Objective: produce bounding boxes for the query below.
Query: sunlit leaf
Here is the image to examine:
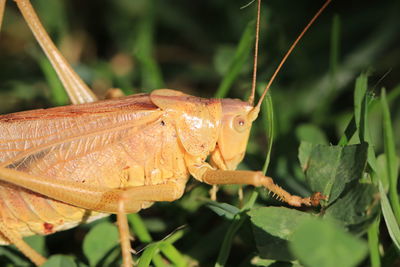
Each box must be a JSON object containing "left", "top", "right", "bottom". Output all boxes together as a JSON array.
[
  {"left": 290, "top": 218, "right": 367, "bottom": 267},
  {"left": 82, "top": 222, "right": 119, "bottom": 266}
]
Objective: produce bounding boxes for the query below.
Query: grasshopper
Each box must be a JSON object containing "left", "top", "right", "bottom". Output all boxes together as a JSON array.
[{"left": 0, "top": 0, "right": 331, "bottom": 266}]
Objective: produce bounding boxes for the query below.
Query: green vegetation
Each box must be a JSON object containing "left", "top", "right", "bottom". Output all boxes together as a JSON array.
[{"left": 0, "top": 0, "right": 399, "bottom": 266}]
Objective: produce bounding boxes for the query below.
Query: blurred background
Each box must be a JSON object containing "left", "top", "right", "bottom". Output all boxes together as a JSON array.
[{"left": 0, "top": 0, "right": 399, "bottom": 265}]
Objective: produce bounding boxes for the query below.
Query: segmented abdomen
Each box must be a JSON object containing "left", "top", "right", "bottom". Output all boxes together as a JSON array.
[{"left": 0, "top": 98, "right": 188, "bottom": 243}]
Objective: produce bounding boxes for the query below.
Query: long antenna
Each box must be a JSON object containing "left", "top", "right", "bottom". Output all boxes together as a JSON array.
[
  {"left": 254, "top": 0, "right": 332, "bottom": 111},
  {"left": 248, "top": 0, "right": 261, "bottom": 105}
]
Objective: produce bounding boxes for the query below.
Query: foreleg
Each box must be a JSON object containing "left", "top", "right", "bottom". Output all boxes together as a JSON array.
[{"left": 201, "top": 169, "right": 326, "bottom": 207}]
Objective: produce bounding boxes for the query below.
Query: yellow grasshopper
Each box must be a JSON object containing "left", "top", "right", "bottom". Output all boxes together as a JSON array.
[{"left": 0, "top": 0, "right": 331, "bottom": 266}]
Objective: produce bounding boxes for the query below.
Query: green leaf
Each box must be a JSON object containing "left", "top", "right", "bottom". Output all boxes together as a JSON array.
[
  {"left": 82, "top": 221, "right": 119, "bottom": 266},
  {"left": 215, "top": 19, "right": 255, "bottom": 98},
  {"left": 24, "top": 235, "right": 46, "bottom": 256},
  {"left": 214, "top": 46, "right": 238, "bottom": 76},
  {"left": 381, "top": 88, "right": 400, "bottom": 223},
  {"left": 376, "top": 154, "right": 390, "bottom": 191},
  {"left": 261, "top": 92, "right": 274, "bottom": 173},
  {"left": 128, "top": 213, "right": 152, "bottom": 243},
  {"left": 138, "top": 243, "right": 160, "bottom": 267},
  {"left": 159, "top": 242, "right": 187, "bottom": 267},
  {"left": 214, "top": 190, "right": 259, "bottom": 267},
  {"left": 295, "top": 124, "right": 328, "bottom": 144},
  {"left": 206, "top": 201, "right": 240, "bottom": 220},
  {"left": 35, "top": 0, "right": 67, "bottom": 36},
  {"left": 329, "top": 14, "right": 341, "bottom": 94},
  {"left": 367, "top": 218, "right": 381, "bottom": 267},
  {"left": 379, "top": 181, "right": 400, "bottom": 250},
  {"left": 248, "top": 207, "right": 313, "bottom": 261},
  {"left": 353, "top": 73, "right": 379, "bottom": 175},
  {"left": 37, "top": 56, "right": 69, "bottom": 106},
  {"left": 289, "top": 218, "right": 368, "bottom": 267},
  {"left": 338, "top": 117, "right": 357, "bottom": 146},
  {"left": 41, "top": 255, "right": 77, "bottom": 267},
  {"left": 250, "top": 257, "right": 303, "bottom": 267},
  {"left": 324, "top": 183, "right": 379, "bottom": 232},
  {"left": 133, "top": 0, "right": 164, "bottom": 90},
  {"left": 299, "top": 142, "right": 368, "bottom": 204},
  {"left": 0, "top": 246, "right": 31, "bottom": 267},
  {"left": 354, "top": 73, "right": 368, "bottom": 140},
  {"left": 298, "top": 142, "right": 314, "bottom": 172},
  {"left": 215, "top": 215, "right": 247, "bottom": 267}
]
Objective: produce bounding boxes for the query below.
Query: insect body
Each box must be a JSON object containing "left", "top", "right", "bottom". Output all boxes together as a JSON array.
[{"left": 0, "top": 0, "right": 331, "bottom": 266}]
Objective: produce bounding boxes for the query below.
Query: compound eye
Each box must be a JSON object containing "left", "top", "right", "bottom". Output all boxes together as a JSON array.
[{"left": 233, "top": 115, "right": 247, "bottom": 133}]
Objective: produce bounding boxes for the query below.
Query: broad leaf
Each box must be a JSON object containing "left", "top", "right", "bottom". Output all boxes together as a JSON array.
[
  {"left": 82, "top": 222, "right": 119, "bottom": 266},
  {"left": 248, "top": 207, "right": 314, "bottom": 261},
  {"left": 324, "top": 183, "right": 379, "bottom": 233},
  {"left": 298, "top": 142, "right": 368, "bottom": 204},
  {"left": 42, "top": 255, "right": 77, "bottom": 267},
  {"left": 289, "top": 218, "right": 367, "bottom": 267},
  {"left": 206, "top": 201, "right": 240, "bottom": 220}
]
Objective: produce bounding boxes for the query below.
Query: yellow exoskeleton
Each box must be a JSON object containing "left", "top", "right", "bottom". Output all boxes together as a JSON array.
[{"left": 0, "top": 0, "right": 331, "bottom": 266}]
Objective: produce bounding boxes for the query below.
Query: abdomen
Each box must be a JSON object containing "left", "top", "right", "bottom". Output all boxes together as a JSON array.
[{"left": 0, "top": 103, "right": 188, "bottom": 243}]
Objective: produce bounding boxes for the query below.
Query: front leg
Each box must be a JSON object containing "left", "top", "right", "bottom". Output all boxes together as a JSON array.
[
  {"left": 204, "top": 170, "right": 326, "bottom": 207},
  {"left": 190, "top": 163, "right": 326, "bottom": 207}
]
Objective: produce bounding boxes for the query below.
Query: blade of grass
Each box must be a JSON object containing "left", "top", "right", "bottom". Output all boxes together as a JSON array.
[
  {"left": 261, "top": 92, "right": 274, "bottom": 173},
  {"left": 138, "top": 243, "right": 160, "bottom": 267},
  {"left": 128, "top": 214, "right": 168, "bottom": 266},
  {"left": 214, "top": 215, "right": 247, "bottom": 267},
  {"left": 128, "top": 213, "right": 152, "bottom": 243},
  {"left": 329, "top": 14, "right": 340, "bottom": 94},
  {"left": 344, "top": 73, "right": 382, "bottom": 266},
  {"left": 215, "top": 19, "right": 256, "bottom": 98},
  {"left": 160, "top": 243, "right": 186, "bottom": 267},
  {"left": 158, "top": 229, "right": 187, "bottom": 266},
  {"left": 38, "top": 56, "right": 69, "bottom": 106},
  {"left": 354, "top": 73, "right": 368, "bottom": 141},
  {"left": 381, "top": 88, "right": 400, "bottom": 223},
  {"left": 338, "top": 117, "right": 357, "bottom": 146},
  {"left": 340, "top": 73, "right": 378, "bottom": 174},
  {"left": 137, "top": 227, "right": 186, "bottom": 267},
  {"left": 386, "top": 84, "right": 400, "bottom": 103},
  {"left": 314, "top": 13, "right": 341, "bottom": 122},
  {"left": 152, "top": 255, "right": 169, "bottom": 267},
  {"left": 214, "top": 193, "right": 258, "bottom": 267},
  {"left": 367, "top": 217, "right": 381, "bottom": 267},
  {"left": 133, "top": 0, "right": 164, "bottom": 91},
  {"left": 379, "top": 181, "right": 400, "bottom": 250},
  {"left": 338, "top": 73, "right": 369, "bottom": 146}
]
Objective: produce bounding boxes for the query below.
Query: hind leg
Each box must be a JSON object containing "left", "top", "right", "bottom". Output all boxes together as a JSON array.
[
  {"left": 0, "top": 222, "right": 46, "bottom": 266},
  {"left": 0, "top": 0, "right": 5, "bottom": 32},
  {"left": 14, "top": 0, "right": 97, "bottom": 104}
]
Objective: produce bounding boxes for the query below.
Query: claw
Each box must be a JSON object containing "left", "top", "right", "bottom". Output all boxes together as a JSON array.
[
  {"left": 310, "top": 192, "right": 328, "bottom": 207},
  {"left": 279, "top": 192, "right": 327, "bottom": 207}
]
